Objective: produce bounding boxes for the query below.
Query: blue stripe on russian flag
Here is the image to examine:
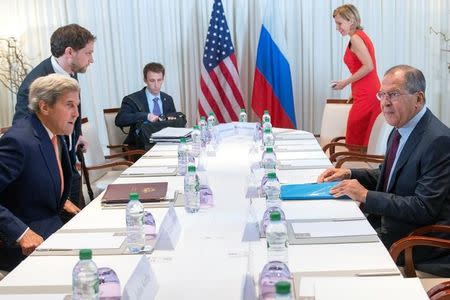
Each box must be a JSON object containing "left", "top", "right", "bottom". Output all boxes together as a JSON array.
[{"left": 255, "top": 25, "right": 296, "bottom": 128}]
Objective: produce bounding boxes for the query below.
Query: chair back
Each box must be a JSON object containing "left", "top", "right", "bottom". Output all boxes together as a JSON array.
[
  {"left": 103, "top": 108, "right": 128, "bottom": 152},
  {"left": 81, "top": 118, "right": 108, "bottom": 183},
  {"left": 0, "top": 126, "right": 11, "bottom": 138},
  {"left": 366, "top": 113, "right": 393, "bottom": 155},
  {"left": 319, "top": 99, "right": 353, "bottom": 147}
]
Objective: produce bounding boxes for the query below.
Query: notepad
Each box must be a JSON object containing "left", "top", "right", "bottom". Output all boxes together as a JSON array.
[{"left": 280, "top": 181, "right": 349, "bottom": 200}]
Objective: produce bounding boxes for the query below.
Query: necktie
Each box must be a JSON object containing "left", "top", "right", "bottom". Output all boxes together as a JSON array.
[
  {"left": 383, "top": 129, "right": 401, "bottom": 191},
  {"left": 51, "top": 136, "right": 64, "bottom": 196},
  {"left": 152, "top": 98, "right": 161, "bottom": 116}
]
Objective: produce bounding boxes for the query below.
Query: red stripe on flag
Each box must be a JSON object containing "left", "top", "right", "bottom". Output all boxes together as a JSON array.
[
  {"left": 208, "top": 67, "right": 237, "bottom": 120},
  {"left": 218, "top": 60, "right": 244, "bottom": 110},
  {"left": 200, "top": 76, "right": 226, "bottom": 123},
  {"left": 251, "top": 69, "right": 295, "bottom": 129}
]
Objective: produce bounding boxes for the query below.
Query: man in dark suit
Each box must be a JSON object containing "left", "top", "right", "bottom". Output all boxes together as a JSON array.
[
  {"left": 115, "top": 62, "right": 180, "bottom": 148},
  {"left": 14, "top": 24, "right": 96, "bottom": 211},
  {"left": 0, "top": 74, "right": 80, "bottom": 271},
  {"left": 318, "top": 65, "right": 450, "bottom": 276}
]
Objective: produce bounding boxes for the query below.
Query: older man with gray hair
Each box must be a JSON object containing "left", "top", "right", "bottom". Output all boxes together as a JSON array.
[{"left": 0, "top": 73, "right": 79, "bottom": 272}]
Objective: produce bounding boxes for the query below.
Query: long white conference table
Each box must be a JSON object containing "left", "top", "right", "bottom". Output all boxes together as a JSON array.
[{"left": 0, "top": 126, "right": 429, "bottom": 299}]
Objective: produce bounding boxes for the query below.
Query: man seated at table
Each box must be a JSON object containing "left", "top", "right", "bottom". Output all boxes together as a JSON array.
[
  {"left": 115, "top": 62, "right": 186, "bottom": 149},
  {"left": 318, "top": 65, "right": 450, "bottom": 276},
  {"left": 0, "top": 74, "right": 79, "bottom": 271}
]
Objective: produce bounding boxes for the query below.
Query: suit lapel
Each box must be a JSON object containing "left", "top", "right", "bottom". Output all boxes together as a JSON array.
[
  {"left": 161, "top": 92, "right": 168, "bottom": 114},
  {"left": 387, "top": 109, "right": 430, "bottom": 191},
  {"left": 376, "top": 129, "right": 394, "bottom": 191},
  {"left": 139, "top": 88, "right": 150, "bottom": 113}
]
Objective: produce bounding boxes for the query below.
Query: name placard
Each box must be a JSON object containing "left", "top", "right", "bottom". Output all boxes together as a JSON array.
[
  {"left": 122, "top": 255, "right": 158, "bottom": 300},
  {"left": 154, "top": 207, "right": 181, "bottom": 250}
]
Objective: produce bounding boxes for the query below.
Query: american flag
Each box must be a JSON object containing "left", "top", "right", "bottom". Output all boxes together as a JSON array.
[{"left": 198, "top": 0, "right": 244, "bottom": 123}]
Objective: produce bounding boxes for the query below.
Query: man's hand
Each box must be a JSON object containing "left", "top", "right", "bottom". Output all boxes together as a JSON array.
[
  {"left": 76, "top": 135, "right": 88, "bottom": 153},
  {"left": 64, "top": 199, "right": 81, "bottom": 215},
  {"left": 147, "top": 113, "right": 159, "bottom": 122},
  {"left": 329, "top": 179, "right": 368, "bottom": 203},
  {"left": 18, "top": 229, "right": 44, "bottom": 256},
  {"left": 317, "top": 168, "right": 351, "bottom": 183}
]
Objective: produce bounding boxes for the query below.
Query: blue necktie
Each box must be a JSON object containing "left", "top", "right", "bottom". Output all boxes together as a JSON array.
[{"left": 152, "top": 98, "right": 161, "bottom": 116}]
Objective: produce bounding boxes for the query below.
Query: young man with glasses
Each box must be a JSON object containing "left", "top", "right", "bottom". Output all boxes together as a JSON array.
[{"left": 318, "top": 65, "right": 450, "bottom": 277}]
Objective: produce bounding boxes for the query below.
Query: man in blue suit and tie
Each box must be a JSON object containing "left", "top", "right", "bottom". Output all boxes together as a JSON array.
[
  {"left": 318, "top": 65, "right": 450, "bottom": 276},
  {"left": 115, "top": 62, "right": 185, "bottom": 149},
  {"left": 0, "top": 74, "right": 80, "bottom": 271}
]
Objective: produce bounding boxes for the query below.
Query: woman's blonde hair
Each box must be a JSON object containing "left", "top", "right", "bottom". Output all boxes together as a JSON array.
[{"left": 333, "top": 4, "right": 363, "bottom": 30}]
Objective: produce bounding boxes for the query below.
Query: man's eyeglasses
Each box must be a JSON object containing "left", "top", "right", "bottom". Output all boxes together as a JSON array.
[{"left": 376, "top": 90, "right": 416, "bottom": 101}]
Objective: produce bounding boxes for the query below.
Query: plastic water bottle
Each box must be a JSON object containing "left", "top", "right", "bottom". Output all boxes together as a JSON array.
[
  {"left": 259, "top": 261, "right": 291, "bottom": 300},
  {"left": 178, "top": 137, "right": 188, "bottom": 175},
  {"left": 263, "top": 127, "right": 275, "bottom": 148},
  {"left": 191, "top": 125, "right": 201, "bottom": 157},
  {"left": 262, "top": 110, "right": 271, "bottom": 124},
  {"left": 184, "top": 165, "right": 200, "bottom": 213},
  {"left": 275, "top": 281, "right": 292, "bottom": 300},
  {"left": 97, "top": 267, "right": 121, "bottom": 299},
  {"left": 72, "top": 249, "right": 99, "bottom": 300},
  {"left": 239, "top": 108, "right": 248, "bottom": 122},
  {"left": 199, "top": 116, "right": 208, "bottom": 146},
  {"left": 266, "top": 211, "right": 288, "bottom": 263},
  {"left": 261, "top": 147, "right": 277, "bottom": 174},
  {"left": 207, "top": 112, "right": 217, "bottom": 127},
  {"left": 261, "top": 206, "right": 286, "bottom": 235},
  {"left": 126, "top": 192, "right": 145, "bottom": 253},
  {"left": 207, "top": 112, "right": 217, "bottom": 147},
  {"left": 263, "top": 172, "right": 281, "bottom": 208}
]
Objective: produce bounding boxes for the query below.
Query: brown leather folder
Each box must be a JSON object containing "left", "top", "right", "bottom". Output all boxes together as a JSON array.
[{"left": 101, "top": 182, "right": 168, "bottom": 204}]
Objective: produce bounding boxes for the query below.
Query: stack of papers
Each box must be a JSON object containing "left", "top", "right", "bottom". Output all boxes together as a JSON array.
[{"left": 149, "top": 127, "right": 192, "bottom": 142}]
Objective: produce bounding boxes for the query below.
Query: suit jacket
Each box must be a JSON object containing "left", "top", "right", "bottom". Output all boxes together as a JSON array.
[
  {"left": 115, "top": 88, "right": 177, "bottom": 144},
  {"left": 0, "top": 114, "right": 72, "bottom": 271},
  {"left": 352, "top": 109, "right": 450, "bottom": 276},
  {"left": 14, "top": 57, "right": 81, "bottom": 170}
]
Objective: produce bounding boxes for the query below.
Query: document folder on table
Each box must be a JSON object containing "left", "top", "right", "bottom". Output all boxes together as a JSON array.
[
  {"left": 280, "top": 181, "right": 350, "bottom": 200},
  {"left": 149, "top": 127, "right": 192, "bottom": 142},
  {"left": 102, "top": 182, "right": 168, "bottom": 204}
]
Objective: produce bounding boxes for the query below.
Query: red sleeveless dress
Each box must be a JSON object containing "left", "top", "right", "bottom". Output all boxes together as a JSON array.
[{"left": 343, "top": 30, "right": 381, "bottom": 147}]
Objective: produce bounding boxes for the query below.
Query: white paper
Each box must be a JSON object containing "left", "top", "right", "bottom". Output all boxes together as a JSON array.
[
  {"left": 121, "top": 166, "right": 177, "bottom": 176},
  {"left": 143, "top": 150, "right": 178, "bottom": 158},
  {"left": 122, "top": 255, "right": 159, "bottom": 300},
  {"left": 277, "top": 151, "right": 327, "bottom": 160},
  {"left": 214, "top": 123, "right": 236, "bottom": 139},
  {"left": 151, "top": 127, "right": 192, "bottom": 138},
  {"left": 151, "top": 144, "right": 179, "bottom": 152},
  {"left": 37, "top": 232, "right": 125, "bottom": 250},
  {"left": 278, "top": 159, "right": 332, "bottom": 169},
  {"left": 275, "top": 139, "right": 318, "bottom": 146},
  {"left": 154, "top": 207, "right": 181, "bottom": 250},
  {"left": 132, "top": 157, "right": 177, "bottom": 167},
  {"left": 291, "top": 220, "right": 376, "bottom": 238},
  {"left": 275, "top": 144, "right": 322, "bottom": 152}
]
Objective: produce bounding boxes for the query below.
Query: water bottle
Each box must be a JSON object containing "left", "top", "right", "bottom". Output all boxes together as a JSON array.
[
  {"left": 184, "top": 165, "right": 200, "bottom": 213},
  {"left": 72, "top": 249, "right": 99, "bottom": 300},
  {"left": 239, "top": 108, "right": 248, "bottom": 122},
  {"left": 262, "top": 110, "right": 271, "bottom": 124},
  {"left": 263, "top": 127, "right": 275, "bottom": 148},
  {"left": 178, "top": 137, "right": 188, "bottom": 175},
  {"left": 207, "top": 112, "right": 217, "bottom": 127},
  {"left": 126, "top": 192, "right": 145, "bottom": 253},
  {"left": 199, "top": 116, "right": 208, "bottom": 146},
  {"left": 261, "top": 206, "right": 286, "bottom": 235},
  {"left": 259, "top": 261, "right": 291, "bottom": 300},
  {"left": 266, "top": 211, "right": 288, "bottom": 263},
  {"left": 98, "top": 267, "right": 121, "bottom": 299},
  {"left": 263, "top": 172, "right": 281, "bottom": 208},
  {"left": 207, "top": 112, "right": 217, "bottom": 148},
  {"left": 275, "top": 281, "right": 292, "bottom": 300},
  {"left": 191, "top": 125, "right": 201, "bottom": 157},
  {"left": 261, "top": 147, "right": 277, "bottom": 174}
]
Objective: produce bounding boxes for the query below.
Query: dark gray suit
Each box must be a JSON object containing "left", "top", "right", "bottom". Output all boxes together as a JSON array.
[{"left": 352, "top": 109, "right": 450, "bottom": 276}]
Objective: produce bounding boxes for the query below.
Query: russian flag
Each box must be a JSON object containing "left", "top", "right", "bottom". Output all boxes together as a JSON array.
[{"left": 251, "top": 1, "right": 297, "bottom": 129}]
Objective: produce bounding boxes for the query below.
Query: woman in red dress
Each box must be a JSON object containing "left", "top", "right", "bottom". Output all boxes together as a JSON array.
[{"left": 332, "top": 4, "right": 381, "bottom": 147}]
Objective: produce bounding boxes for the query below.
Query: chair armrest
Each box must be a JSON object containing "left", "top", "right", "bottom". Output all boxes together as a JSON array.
[
  {"left": 409, "top": 225, "right": 450, "bottom": 236},
  {"left": 322, "top": 142, "right": 350, "bottom": 157},
  {"left": 330, "top": 136, "right": 346, "bottom": 143},
  {"left": 107, "top": 144, "right": 128, "bottom": 150},
  {"left": 86, "top": 160, "right": 133, "bottom": 171},
  {"left": 104, "top": 149, "right": 146, "bottom": 159},
  {"left": 428, "top": 281, "right": 450, "bottom": 299},
  {"left": 389, "top": 236, "right": 450, "bottom": 278}
]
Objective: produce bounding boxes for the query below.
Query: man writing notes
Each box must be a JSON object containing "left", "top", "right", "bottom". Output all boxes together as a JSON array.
[
  {"left": 14, "top": 24, "right": 96, "bottom": 211},
  {"left": 115, "top": 62, "right": 185, "bottom": 149},
  {"left": 318, "top": 65, "right": 450, "bottom": 277},
  {"left": 0, "top": 74, "right": 79, "bottom": 271}
]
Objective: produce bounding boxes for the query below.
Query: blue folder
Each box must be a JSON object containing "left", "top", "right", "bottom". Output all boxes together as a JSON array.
[{"left": 280, "top": 181, "right": 350, "bottom": 200}]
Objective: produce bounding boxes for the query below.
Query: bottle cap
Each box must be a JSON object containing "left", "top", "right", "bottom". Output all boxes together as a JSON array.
[
  {"left": 241, "top": 108, "right": 246, "bottom": 112},
  {"left": 200, "top": 116, "right": 206, "bottom": 120},
  {"left": 129, "top": 192, "right": 139, "bottom": 201},
  {"left": 275, "top": 281, "right": 291, "bottom": 295},
  {"left": 265, "top": 147, "right": 273, "bottom": 153},
  {"left": 264, "top": 110, "right": 269, "bottom": 113},
  {"left": 264, "top": 127, "right": 271, "bottom": 133},
  {"left": 209, "top": 112, "right": 214, "bottom": 116},
  {"left": 180, "top": 137, "right": 186, "bottom": 143},
  {"left": 187, "top": 165, "right": 196, "bottom": 172},
  {"left": 268, "top": 172, "right": 277, "bottom": 179},
  {"left": 270, "top": 211, "right": 281, "bottom": 221},
  {"left": 79, "top": 249, "right": 92, "bottom": 260},
  {"left": 194, "top": 125, "right": 200, "bottom": 130}
]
